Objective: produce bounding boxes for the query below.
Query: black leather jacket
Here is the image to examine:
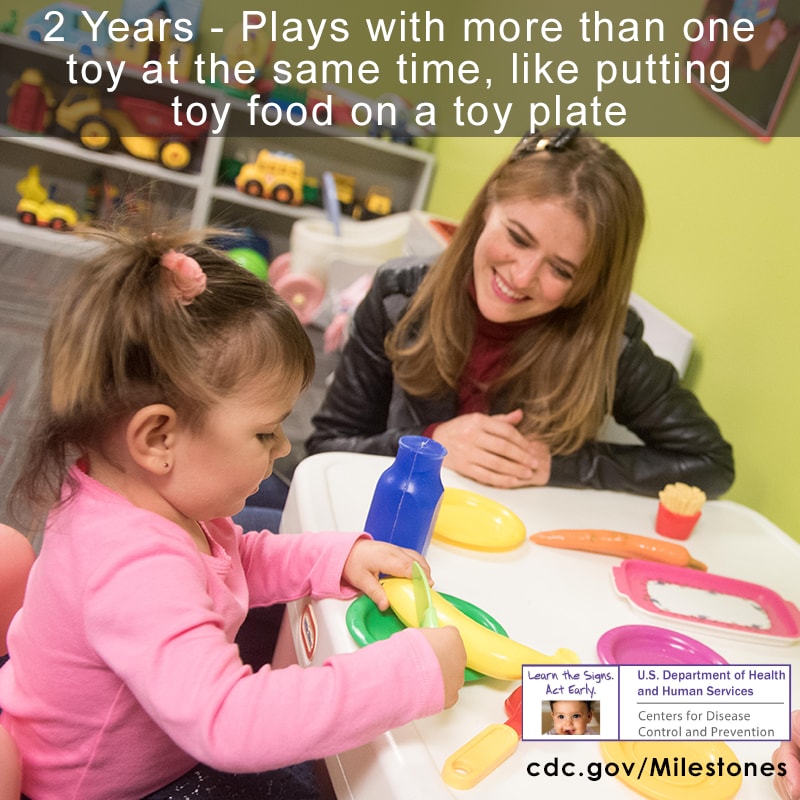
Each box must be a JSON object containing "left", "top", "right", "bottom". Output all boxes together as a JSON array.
[{"left": 306, "top": 259, "right": 735, "bottom": 498}]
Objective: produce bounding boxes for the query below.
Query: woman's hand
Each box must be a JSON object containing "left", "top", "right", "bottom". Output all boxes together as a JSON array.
[
  {"left": 342, "top": 539, "right": 430, "bottom": 611},
  {"left": 774, "top": 710, "right": 800, "bottom": 800},
  {"left": 432, "top": 409, "right": 551, "bottom": 488}
]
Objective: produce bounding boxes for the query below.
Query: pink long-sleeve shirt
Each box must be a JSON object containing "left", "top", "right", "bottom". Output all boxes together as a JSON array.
[{"left": 0, "top": 466, "right": 444, "bottom": 800}]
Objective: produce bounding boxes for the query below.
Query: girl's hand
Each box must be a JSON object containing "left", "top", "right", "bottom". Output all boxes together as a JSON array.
[
  {"left": 342, "top": 539, "right": 430, "bottom": 611},
  {"left": 432, "top": 409, "right": 551, "bottom": 488},
  {"left": 774, "top": 709, "right": 800, "bottom": 800},
  {"left": 343, "top": 540, "right": 466, "bottom": 709},
  {"left": 419, "top": 626, "right": 466, "bottom": 708}
]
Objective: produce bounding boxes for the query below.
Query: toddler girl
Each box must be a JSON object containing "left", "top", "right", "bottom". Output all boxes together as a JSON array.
[{"left": 0, "top": 227, "right": 465, "bottom": 800}]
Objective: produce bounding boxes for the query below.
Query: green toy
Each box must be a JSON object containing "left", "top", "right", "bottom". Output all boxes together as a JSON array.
[{"left": 228, "top": 247, "right": 269, "bottom": 281}]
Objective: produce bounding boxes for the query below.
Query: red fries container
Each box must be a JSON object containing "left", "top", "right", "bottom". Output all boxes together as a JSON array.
[{"left": 655, "top": 503, "right": 701, "bottom": 540}]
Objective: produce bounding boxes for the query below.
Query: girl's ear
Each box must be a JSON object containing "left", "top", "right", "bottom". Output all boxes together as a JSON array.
[{"left": 126, "top": 404, "right": 178, "bottom": 476}]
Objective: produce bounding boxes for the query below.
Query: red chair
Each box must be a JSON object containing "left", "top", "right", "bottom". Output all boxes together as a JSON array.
[
  {"left": 0, "top": 725, "right": 21, "bottom": 800},
  {"left": 0, "top": 524, "right": 35, "bottom": 657},
  {"left": 0, "top": 524, "right": 36, "bottom": 799}
]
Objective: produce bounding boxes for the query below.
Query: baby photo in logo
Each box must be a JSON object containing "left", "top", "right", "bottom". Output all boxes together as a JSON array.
[{"left": 542, "top": 699, "right": 601, "bottom": 736}]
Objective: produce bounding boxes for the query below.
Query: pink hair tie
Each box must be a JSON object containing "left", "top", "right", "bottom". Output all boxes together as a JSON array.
[{"left": 160, "top": 250, "right": 206, "bottom": 305}]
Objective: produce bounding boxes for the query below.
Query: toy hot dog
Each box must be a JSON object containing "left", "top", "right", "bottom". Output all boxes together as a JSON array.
[{"left": 530, "top": 529, "right": 707, "bottom": 571}]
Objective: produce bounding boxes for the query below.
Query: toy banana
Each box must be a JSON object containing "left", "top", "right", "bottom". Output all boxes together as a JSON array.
[
  {"left": 382, "top": 578, "right": 579, "bottom": 680},
  {"left": 530, "top": 529, "right": 707, "bottom": 571}
]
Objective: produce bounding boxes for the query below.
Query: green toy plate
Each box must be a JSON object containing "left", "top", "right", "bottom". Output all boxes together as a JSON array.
[{"left": 346, "top": 591, "right": 509, "bottom": 682}]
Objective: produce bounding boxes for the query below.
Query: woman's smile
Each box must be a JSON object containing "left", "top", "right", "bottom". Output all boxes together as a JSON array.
[{"left": 491, "top": 269, "right": 529, "bottom": 303}]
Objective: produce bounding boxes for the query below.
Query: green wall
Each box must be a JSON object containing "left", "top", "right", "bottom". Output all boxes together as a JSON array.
[{"left": 428, "top": 135, "right": 800, "bottom": 542}]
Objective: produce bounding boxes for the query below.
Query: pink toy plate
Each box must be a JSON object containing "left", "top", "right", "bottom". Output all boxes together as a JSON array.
[
  {"left": 596, "top": 624, "right": 728, "bottom": 665},
  {"left": 612, "top": 559, "right": 800, "bottom": 645}
]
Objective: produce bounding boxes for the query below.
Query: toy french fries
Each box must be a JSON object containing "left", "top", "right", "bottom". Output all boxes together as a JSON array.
[
  {"left": 656, "top": 482, "right": 707, "bottom": 540},
  {"left": 658, "top": 482, "right": 707, "bottom": 515}
]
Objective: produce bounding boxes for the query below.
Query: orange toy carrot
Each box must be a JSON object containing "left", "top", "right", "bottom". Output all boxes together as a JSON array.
[{"left": 530, "top": 529, "right": 707, "bottom": 571}]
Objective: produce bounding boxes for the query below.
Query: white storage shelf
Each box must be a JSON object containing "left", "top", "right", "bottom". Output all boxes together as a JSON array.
[{"left": 0, "top": 33, "right": 435, "bottom": 259}]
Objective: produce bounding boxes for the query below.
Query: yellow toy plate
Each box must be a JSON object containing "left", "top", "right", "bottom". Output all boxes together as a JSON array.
[
  {"left": 433, "top": 488, "right": 526, "bottom": 551},
  {"left": 600, "top": 740, "right": 742, "bottom": 800}
]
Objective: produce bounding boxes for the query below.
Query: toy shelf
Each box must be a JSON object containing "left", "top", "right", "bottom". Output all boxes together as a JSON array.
[
  {"left": 0, "top": 32, "right": 436, "bottom": 260},
  {"left": 212, "top": 185, "right": 324, "bottom": 220},
  {"left": 0, "top": 126, "right": 205, "bottom": 189}
]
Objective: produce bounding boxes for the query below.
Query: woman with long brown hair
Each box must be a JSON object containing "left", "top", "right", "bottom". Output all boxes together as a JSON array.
[{"left": 306, "top": 129, "right": 734, "bottom": 497}]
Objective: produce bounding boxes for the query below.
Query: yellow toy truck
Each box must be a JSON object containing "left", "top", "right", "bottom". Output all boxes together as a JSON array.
[
  {"left": 16, "top": 165, "right": 78, "bottom": 231},
  {"left": 55, "top": 87, "right": 207, "bottom": 171},
  {"left": 234, "top": 149, "right": 305, "bottom": 206}
]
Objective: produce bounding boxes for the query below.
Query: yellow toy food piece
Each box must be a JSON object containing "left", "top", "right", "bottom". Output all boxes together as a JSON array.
[
  {"left": 659, "top": 482, "right": 707, "bottom": 515},
  {"left": 382, "top": 578, "right": 579, "bottom": 680}
]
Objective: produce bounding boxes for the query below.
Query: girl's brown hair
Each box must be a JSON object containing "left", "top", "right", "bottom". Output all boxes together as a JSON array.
[
  {"left": 10, "top": 224, "right": 314, "bottom": 525},
  {"left": 386, "top": 131, "right": 645, "bottom": 454}
]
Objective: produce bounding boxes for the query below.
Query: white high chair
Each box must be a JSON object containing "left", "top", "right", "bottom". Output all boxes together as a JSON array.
[
  {"left": 629, "top": 292, "right": 693, "bottom": 377},
  {"left": 599, "top": 292, "right": 694, "bottom": 445}
]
